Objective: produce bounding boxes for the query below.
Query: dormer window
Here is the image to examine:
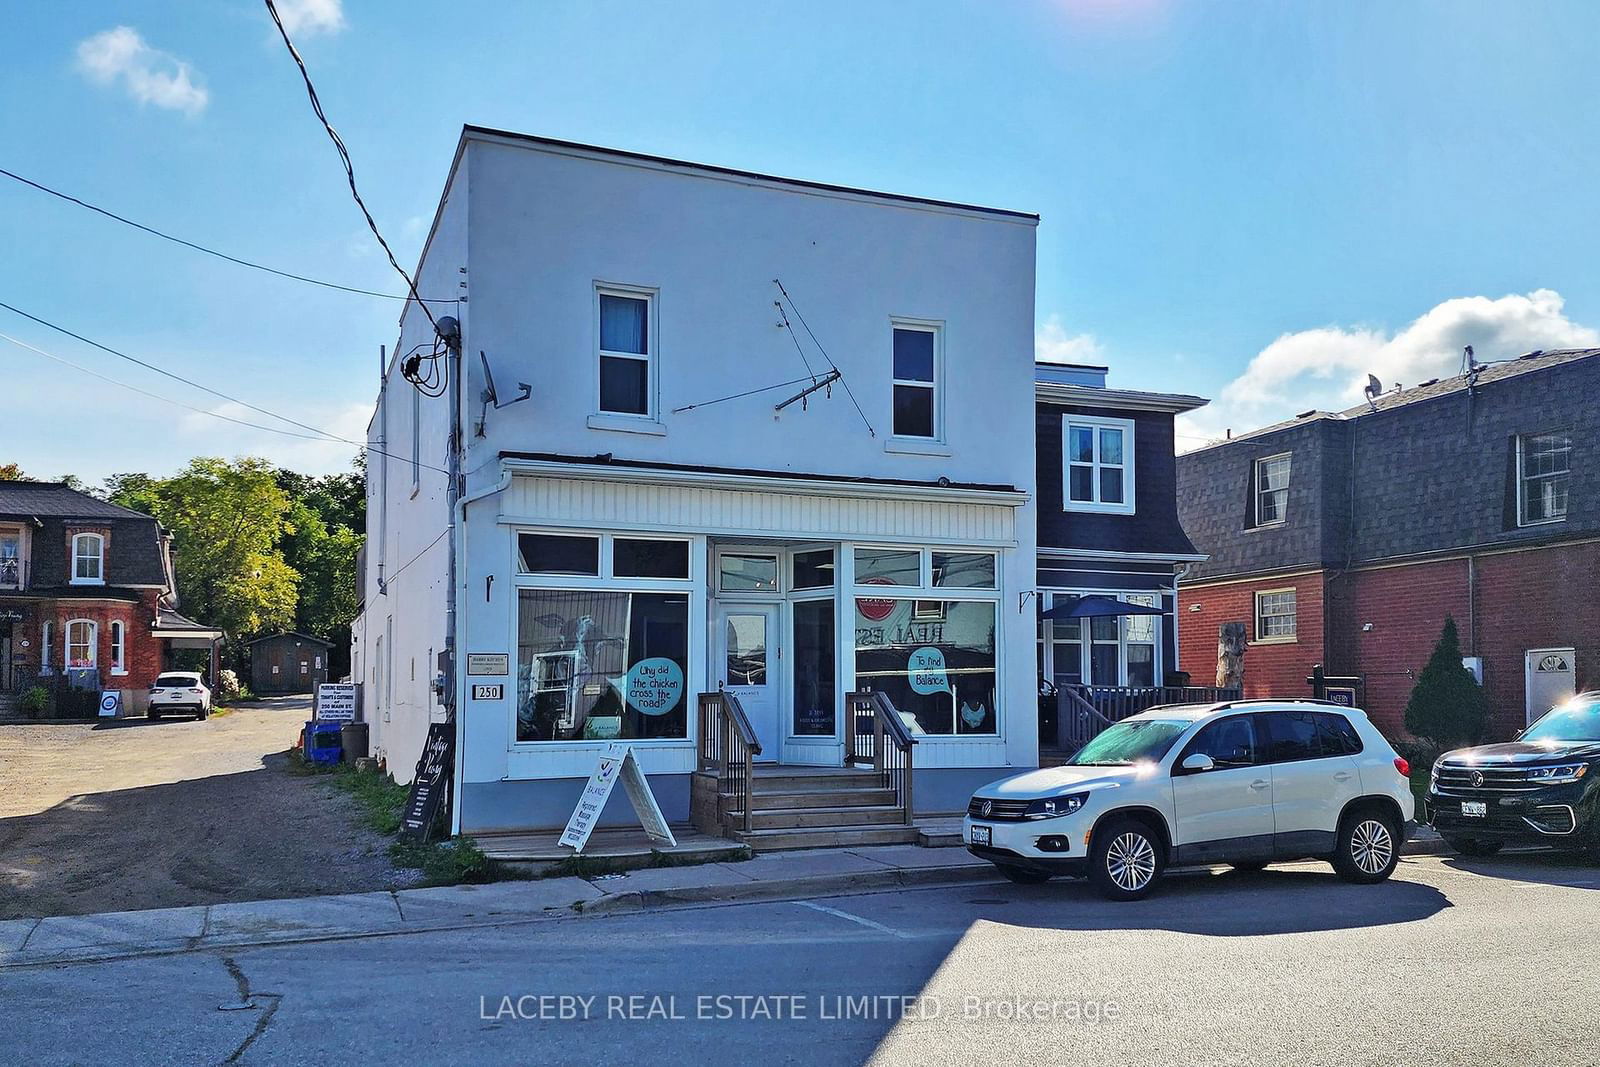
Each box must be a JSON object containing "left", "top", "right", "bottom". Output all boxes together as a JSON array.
[
  {"left": 1517, "top": 431, "right": 1571, "bottom": 526},
  {"left": 72, "top": 532, "right": 105, "bottom": 584},
  {"left": 1062, "top": 415, "right": 1135, "bottom": 515},
  {"left": 1253, "top": 453, "right": 1292, "bottom": 527}
]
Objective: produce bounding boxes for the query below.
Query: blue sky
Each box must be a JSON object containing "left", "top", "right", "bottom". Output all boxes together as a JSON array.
[{"left": 3, "top": 0, "right": 1598, "bottom": 480}]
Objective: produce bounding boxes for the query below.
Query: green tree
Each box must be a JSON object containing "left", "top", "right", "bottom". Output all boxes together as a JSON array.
[
  {"left": 104, "top": 472, "right": 160, "bottom": 514},
  {"left": 1403, "top": 617, "right": 1488, "bottom": 748},
  {"left": 0, "top": 462, "right": 24, "bottom": 481},
  {"left": 146, "top": 457, "right": 299, "bottom": 639}
]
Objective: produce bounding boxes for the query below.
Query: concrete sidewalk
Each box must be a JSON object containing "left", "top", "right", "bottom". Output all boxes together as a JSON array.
[{"left": 0, "top": 831, "right": 1454, "bottom": 971}]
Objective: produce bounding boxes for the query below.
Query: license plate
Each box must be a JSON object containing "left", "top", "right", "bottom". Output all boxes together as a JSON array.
[
  {"left": 970, "top": 825, "right": 992, "bottom": 846},
  {"left": 1462, "top": 801, "right": 1487, "bottom": 817}
]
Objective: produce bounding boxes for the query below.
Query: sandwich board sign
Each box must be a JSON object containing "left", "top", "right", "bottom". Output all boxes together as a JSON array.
[
  {"left": 558, "top": 743, "right": 677, "bottom": 853},
  {"left": 98, "top": 691, "right": 122, "bottom": 719}
]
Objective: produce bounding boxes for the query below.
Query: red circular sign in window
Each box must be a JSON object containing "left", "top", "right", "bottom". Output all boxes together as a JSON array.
[{"left": 856, "top": 577, "right": 897, "bottom": 622}]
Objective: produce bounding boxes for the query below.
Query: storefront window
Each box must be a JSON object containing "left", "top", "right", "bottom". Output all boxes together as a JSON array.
[
  {"left": 518, "top": 534, "right": 600, "bottom": 576},
  {"left": 792, "top": 598, "right": 835, "bottom": 735},
  {"left": 718, "top": 554, "right": 778, "bottom": 593},
  {"left": 932, "top": 552, "right": 995, "bottom": 589},
  {"left": 613, "top": 538, "right": 689, "bottom": 579},
  {"left": 854, "top": 599, "right": 996, "bottom": 735},
  {"left": 515, "top": 590, "right": 689, "bottom": 742},
  {"left": 854, "top": 548, "right": 919, "bottom": 586},
  {"left": 791, "top": 549, "right": 835, "bottom": 590}
]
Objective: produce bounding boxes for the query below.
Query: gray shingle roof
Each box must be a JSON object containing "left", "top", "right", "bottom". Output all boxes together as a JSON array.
[{"left": 0, "top": 481, "right": 154, "bottom": 521}]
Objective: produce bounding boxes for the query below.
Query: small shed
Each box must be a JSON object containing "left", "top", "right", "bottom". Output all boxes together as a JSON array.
[{"left": 248, "top": 631, "right": 334, "bottom": 695}]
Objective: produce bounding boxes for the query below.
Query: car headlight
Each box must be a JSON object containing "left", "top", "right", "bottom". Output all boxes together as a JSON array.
[
  {"left": 1024, "top": 793, "right": 1089, "bottom": 820},
  {"left": 1525, "top": 764, "right": 1589, "bottom": 785}
]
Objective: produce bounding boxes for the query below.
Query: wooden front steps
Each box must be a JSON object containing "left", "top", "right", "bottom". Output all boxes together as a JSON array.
[{"left": 720, "top": 766, "right": 918, "bottom": 851}]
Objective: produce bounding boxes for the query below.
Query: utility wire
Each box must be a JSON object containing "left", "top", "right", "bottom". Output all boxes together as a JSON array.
[
  {"left": 671, "top": 373, "right": 819, "bottom": 414},
  {"left": 0, "top": 330, "right": 327, "bottom": 441},
  {"left": 0, "top": 166, "right": 450, "bottom": 303},
  {"left": 0, "top": 299, "right": 448, "bottom": 475},
  {"left": 264, "top": 0, "right": 438, "bottom": 334},
  {"left": 380, "top": 526, "right": 450, "bottom": 589}
]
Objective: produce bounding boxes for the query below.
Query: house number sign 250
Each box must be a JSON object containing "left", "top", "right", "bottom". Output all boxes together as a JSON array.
[{"left": 471, "top": 684, "right": 504, "bottom": 701}]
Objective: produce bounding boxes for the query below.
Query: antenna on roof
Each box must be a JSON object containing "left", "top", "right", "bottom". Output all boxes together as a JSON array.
[{"left": 1363, "top": 373, "right": 1383, "bottom": 412}]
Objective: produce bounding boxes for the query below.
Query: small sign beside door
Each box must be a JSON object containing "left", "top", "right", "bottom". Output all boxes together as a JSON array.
[
  {"left": 471, "top": 683, "right": 504, "bottom": 701},
  {"left": 467, "top": 653, "right": 509, "bottom": 676}
]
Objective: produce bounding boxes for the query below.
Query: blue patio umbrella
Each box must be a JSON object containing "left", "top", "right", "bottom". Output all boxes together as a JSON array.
[{"left": 1041, "top": 595, "right": 1165, "bottom": 620}]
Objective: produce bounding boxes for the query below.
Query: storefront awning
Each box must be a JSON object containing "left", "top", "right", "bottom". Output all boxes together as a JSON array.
[{"left": 1042, "top": 595, "right": 1165, "bottom": 620}]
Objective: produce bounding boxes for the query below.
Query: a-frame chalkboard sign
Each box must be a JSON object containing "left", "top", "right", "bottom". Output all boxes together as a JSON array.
[{"left": 399, "top": 722, "right": 455, "bottom": 841}]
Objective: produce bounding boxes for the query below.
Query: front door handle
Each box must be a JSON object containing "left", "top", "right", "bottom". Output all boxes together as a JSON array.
[
  {"left": 1334, "top": 771, "right": 1353, "bottom": 782},
  {"left": 1249, "top": 779, "right": 1270, "bottom": 791}
]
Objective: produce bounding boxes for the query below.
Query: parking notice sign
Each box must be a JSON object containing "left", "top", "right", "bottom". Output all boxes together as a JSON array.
[
  {"left": 98, "top": 691, "right": 121, "bottom": 718},
  {"left": 316, "top": 683, "right": 357, "bottom": 723}
]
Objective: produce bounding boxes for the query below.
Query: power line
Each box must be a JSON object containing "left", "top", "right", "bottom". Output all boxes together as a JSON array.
[
  {"left": 0, "top": 300, "right": 448, "bottom": 475},
  {"left": 0, "top": 166, "right": 450, "bottom": 303},
  {"left": 671, "top": 372, "right": 818, "bottom": 414},
  {"left": 263, "top": 0, "right": 438, "bottom": 335},
  {"left": 0, "top": 330, "right": 328, "bottom": 441},
  {"left": 773, "top": 279, "right": 875, "bottom": 437}
]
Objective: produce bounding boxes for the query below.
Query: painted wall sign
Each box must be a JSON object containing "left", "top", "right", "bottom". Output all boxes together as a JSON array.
[
  {"left": 399, "top": 723, "right": 455, "bottom": 841},
  {"left": 98, "top": 691, "right": 121, "bottom": 718},
  {"left": 316, "top": 683, "right": 357, "bottom": 723},
  {"left": 471, "top": 683, "right": 504, "bottom": 701},
  {"left": 467, "top": 653, "right": 510, "bottom": 676},
  {"left": 610, "top": 658, "right": 684, "bottom": 716},
  {"left": 0, "top": 609, "right": 24, "bottom": 623},
  {"left": 908, "top": 646, "right": 950, "bottom": 695},
  {"left": 558, "top": 743, "right": 676, "bottom": 852}
]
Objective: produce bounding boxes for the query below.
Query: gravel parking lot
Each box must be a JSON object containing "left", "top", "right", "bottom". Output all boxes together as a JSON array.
[{"left": 0, "top": 700, "right": 415, "bottom": 920}]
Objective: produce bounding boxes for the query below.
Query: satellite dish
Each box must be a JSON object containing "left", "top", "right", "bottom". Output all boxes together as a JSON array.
[
  {"left": 475, "top": 350, "right": 531, "bottom": 437},
  {"left": 1364, "top": 374, "right": 1383, "bottom": 398}
]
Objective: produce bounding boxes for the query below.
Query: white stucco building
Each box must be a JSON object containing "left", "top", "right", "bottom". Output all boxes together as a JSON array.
[{"left": 357, "top": 126, "right": 1039, "bottom": 837}]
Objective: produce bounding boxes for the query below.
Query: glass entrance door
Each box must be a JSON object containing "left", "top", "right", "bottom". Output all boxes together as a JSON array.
[{"left": 716, "top": 603, "right": 781, "bottom": 762}]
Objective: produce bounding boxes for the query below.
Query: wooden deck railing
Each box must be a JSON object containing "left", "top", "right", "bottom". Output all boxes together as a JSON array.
[
  {"left": 844, "top": 690, "right": 917, "bottom": 825},
  {"left": 697, "top": 689, "right": 762, "bottom": 834},
  {"left": 1054, "top": 684, "right": 1242, "bottom": 752}
]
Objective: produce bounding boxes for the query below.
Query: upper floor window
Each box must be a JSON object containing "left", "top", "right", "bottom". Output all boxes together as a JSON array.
[
  {"left": 891, "top": 322, "right": 941, "bottom": 439},
  {"left": 1517, "top": 431, "right": 1571, "bottom": 526},
  {"left": 0, "top": 528, "right": 19, "bottom": 587},
  {"left": 1254, "top": 453, "right": 1292, "bottom": 526},
  {"left": 71, "top": 533, "right": 104, "bottom": 584},
  {"left": 1062, "top": 415, "right": 1134, "bottom": 515},
  {"left": 597, "top": 288, "right": 655, "bottom": 418},
  {"left": 1254, "top": 588, "right": 1297, "bottom": 642}
]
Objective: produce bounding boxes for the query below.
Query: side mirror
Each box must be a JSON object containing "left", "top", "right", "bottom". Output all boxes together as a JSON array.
[{"left": 1180, "top": 752, "right": 1215, "bottom": 774}]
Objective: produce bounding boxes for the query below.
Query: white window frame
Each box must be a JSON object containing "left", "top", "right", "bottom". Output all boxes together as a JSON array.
[
  {"left": 1254, "top": 452, "right": 1291, "bottom": 527},
  {"left": 1516, "top": 431, "right": 1571, "bottom": 527},
  {"left": 41, "top": 620, "right": 53, "bottom": 670},
  {"left": 889, "top": 319, "right": 944, "bottom": 443},
  {"left": 66, "top": 618, "right": 97, "bottom": 669},
  {"left": 71, "top": 532, "right": 105, "bottom": 585},
  {"left": 594, "top": 284, "right": 659, "bottom": 422},
  {"left": 1062, "top": 415, "right": 1135, "bottom": 515},
  {"left": 1038, "top": 589, "right": 1164, "bottom": 688},
  {"left": 1254, "top": 588, "right": 1298, "bottom": 643},
  {"left": 110, "top": 620, "right": 127, "bottom": 675}
]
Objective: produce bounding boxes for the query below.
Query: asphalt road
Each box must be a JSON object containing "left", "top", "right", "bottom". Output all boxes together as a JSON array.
[{"left": 5, "top": 851, "right": 1599, "bottom": 1066}]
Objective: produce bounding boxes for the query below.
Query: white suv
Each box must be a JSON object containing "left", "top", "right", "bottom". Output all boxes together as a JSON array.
[
  {"left": 966, "top": 700, "right": 1416, "bottom": 900},
  {"left": 147, "top": 672, "right": 213, "bottom": 721}
]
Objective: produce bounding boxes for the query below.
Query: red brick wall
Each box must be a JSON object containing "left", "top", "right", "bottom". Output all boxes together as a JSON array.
[
  {"left": 1327, "top": 559, "right": 1470, "bottom": 737},
  {"left": 1178, "top": 573, "right": 1326, "bottom": 701},
  {"left": 23, "top": 591, "right": 167, "bottom": 690}
]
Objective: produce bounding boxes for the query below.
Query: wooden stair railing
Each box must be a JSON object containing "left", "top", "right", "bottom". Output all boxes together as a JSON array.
[{"left": 844, "top": 690, "right": 917, "bottom": 826}]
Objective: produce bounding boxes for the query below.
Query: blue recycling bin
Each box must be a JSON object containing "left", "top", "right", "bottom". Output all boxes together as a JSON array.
[{"left": 305, "top": 720, "right": 344, "bottom": 765}]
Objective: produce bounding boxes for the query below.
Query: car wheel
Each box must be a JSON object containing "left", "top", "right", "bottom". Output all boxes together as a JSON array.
[
  {"left": 995, "top": 863, "right": 1052, "bottom": 885},
  {"left": 1229, "top": 860, "right": 1270, "bottom": 873},
  {"left": 146, "top": 710, "right": 160, "bottom": 721},
  {"left": 1441, "top": 835, "right": 1502, "bottom": 857},
  {"left": 1089, "top": 816, "right": 1165, "bottom": 901},
  {"left": 195, "top": 706, "right": 208, "bottom": 721},
  {"left": 1333, "top": 809, "right": 1400, "bottom": 883}
]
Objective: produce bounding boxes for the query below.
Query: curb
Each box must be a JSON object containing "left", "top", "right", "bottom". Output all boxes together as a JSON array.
[{"left": 578, "top": 863, "right": 1001, "bottom": 916}]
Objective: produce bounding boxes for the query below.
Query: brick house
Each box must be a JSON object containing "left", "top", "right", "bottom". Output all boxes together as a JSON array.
[
  {"left": 1176, "top": 348, "right": 1599, "bottom": 740},
  {"left": 0, "top": 481, "right": 220, "bottom": 715}
]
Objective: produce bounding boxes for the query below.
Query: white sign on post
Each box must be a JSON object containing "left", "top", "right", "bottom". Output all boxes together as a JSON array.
[
  {"left": 316, "top": 683, "right": 357, "bottom": 723},
  {"left": 558, "top": 743, "right": 677, "bottom": 853}
]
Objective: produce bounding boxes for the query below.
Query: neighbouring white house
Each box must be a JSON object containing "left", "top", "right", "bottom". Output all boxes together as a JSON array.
[{"left": 356, "top": 126, "right": 1039, "bottom": 845}]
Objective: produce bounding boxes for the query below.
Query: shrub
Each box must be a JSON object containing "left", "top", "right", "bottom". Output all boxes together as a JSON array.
[
  {"left": 1403, "top": 617, "right": 1489, "bottom": 749},
  {"left": 19, "top": 686, "right": 49, "bottom": 718},
  {"left": 217, "top": 669, "right": 242, "bottom": 701}
]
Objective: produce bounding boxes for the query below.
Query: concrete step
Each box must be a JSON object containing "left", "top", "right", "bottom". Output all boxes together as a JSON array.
[
  {"left": 747, "top": 787, "right": 899, "bottom": 810},
  {"left": 728, "top": 804, "right": 908, "bottom": 830},
  {"left": 730, "top": 824, "right": 922, "bottom": 851}
]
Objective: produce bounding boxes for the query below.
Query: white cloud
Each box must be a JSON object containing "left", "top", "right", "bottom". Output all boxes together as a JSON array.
[
  {"left": 274, "top": 0, "right": 346, "bottom": 36},
  {"left": 75, "top": 27, "right": 208, "bottom": 116},
  {"left": 1178, "top": 289, "right": 1600, "bottom": 450},
  {"left": 1036, "top": 315, "right": 1104, "bottom": 364}
]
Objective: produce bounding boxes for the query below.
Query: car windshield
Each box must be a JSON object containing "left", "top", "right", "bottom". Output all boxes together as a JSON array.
[
  {"left": 156, "top": 674, "right": 199, "bottom": 688},
  {"left": 1068, "top": 719, "right": 1191, "bottom": 766},
  {"left": 1522, "top": 698, "right": 1600, "bottom": 742}
]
